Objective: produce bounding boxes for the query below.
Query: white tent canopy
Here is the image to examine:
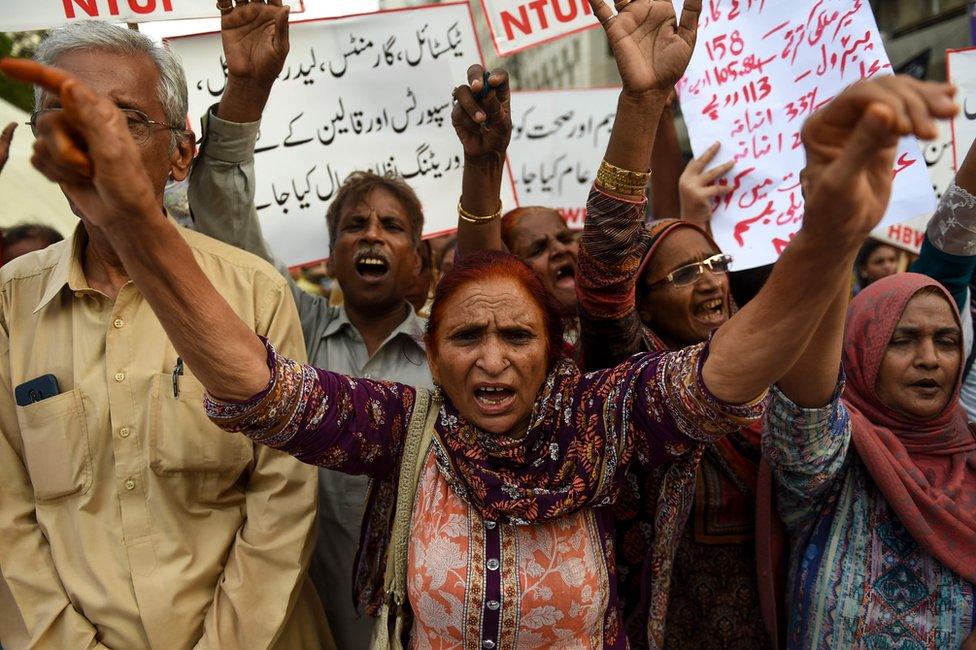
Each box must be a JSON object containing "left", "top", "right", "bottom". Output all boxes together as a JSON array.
[{"left": 0, "top": 98, "right": 77, "bottom": 236}]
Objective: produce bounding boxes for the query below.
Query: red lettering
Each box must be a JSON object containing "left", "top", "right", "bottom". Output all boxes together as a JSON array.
[
  {"left": 528, "top": 0, "right": 550, "bottom": 30},
  {"left": 501, "top": 6, "right": 532, "bottom": 40},
  {"left": 129, "top": 0, "right": 156, "bottom": 13},
  {"left": 63, "top": 0, "right": 172, "bottom": 17},
  {"left": 772, "top": 232, "right": 796, "bottom": 255},
  {"left": 887, "top": 225, "right": 904, "bottom": 242},
  {"left": 63, "top": 0, "right": 99, "bottom": 18},
  {"left": 551, "top": 0, "right": 578, "bottom": 23}
]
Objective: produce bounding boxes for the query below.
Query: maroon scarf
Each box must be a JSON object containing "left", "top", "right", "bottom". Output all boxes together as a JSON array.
[{"left": 842, "top": 272, "right": 976, "bottom": 583}]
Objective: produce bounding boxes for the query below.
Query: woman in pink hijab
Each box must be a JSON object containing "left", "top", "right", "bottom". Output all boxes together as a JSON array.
[{"left": 765, "top": 272, "right": 976, "bottom": 648}]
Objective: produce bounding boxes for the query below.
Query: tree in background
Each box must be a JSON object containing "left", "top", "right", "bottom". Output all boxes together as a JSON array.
[{"left": 0, "top": 31, "right": 45, "bottom": 112}]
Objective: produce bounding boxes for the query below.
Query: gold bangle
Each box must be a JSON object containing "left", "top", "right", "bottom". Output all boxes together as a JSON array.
[
  {"left": 458, "top": 199, "right": 502, "bottom": 224},
  {"left": 595, "top": 159, "right": 651, "bottom": 197}
]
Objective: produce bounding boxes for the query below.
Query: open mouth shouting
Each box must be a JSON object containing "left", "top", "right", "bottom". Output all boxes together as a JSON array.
[
  {"left": 473, "top": 383, "right": 517, "bottom": 416},
  {"left": 354, "top": 250, "right": 390, "bottom": 281},
  {"left": 694, "top": 295, "right": 727, "bottom": 326},
  {"left": 553, "top": 262, "right": 576, "bottom": 290}
]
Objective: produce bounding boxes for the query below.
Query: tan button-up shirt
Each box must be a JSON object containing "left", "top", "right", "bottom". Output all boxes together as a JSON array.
[{"left": 0, "top": 224, "right": 328, "bottom": 649}]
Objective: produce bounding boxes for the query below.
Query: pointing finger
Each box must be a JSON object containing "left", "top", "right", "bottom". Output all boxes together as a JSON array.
[{"left": 0, "top": 58, "right": 71, "bottom": 96}]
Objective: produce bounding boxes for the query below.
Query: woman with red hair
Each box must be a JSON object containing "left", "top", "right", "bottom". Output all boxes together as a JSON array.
[{"left": 6, "top": 0, "right": 957, "bottom": 644}]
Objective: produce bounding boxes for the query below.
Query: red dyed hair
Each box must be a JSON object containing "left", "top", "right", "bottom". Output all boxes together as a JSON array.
[{"left": 425, "top": 250, "right": 565, "bottom": 369}]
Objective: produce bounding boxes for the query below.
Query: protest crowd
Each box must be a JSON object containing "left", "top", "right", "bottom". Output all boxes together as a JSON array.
[{"left": 0, "top": 0, "right": 974, "bottom": 648}]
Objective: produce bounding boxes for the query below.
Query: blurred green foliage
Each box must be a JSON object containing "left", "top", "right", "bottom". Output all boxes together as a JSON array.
[{"left": 0, "top": 32, "right": 44, "bottom": 112}]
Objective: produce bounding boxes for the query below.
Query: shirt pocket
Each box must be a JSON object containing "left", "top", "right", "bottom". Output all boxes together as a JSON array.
[
  {"left": 15, "top": 388, "right": 93, "bottom": 502},
  {"left": 148, "top": 373, "right": 253, "bottom": 476}
]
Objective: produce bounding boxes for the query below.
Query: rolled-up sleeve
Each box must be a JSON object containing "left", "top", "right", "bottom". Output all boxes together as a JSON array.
[
  {"left": 762, "top": 382, "right": 851, "bottom": 531},
  {"left": 188, "top": 106, "right": 277, "bottom": 267},
  {"left": 577, "top": 186, "right": 651, "bottom": 371}
]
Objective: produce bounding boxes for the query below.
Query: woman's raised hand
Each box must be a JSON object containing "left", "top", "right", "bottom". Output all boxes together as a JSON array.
[
  {"left": 679, "top": 142, "right": 734, "bottom": 227},
  {"left": 801, "top": 75, "right": 957, "bottom": 246},
  {"left": 588, "top": 0, "right": 701, "bottom": 96},
  {"left": 451, "top": 64, "right": 512, "bottom": 164}
]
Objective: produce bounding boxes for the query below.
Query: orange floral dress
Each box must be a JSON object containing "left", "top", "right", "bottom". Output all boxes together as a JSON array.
[{"left": 408, "top": 451, "right": 610, "bottom": 649}]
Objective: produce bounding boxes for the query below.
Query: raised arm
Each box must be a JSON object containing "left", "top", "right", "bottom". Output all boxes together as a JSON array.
[
  {"left": 3, "top": 58, "right": 419, "bottom": 476},
  {"left": 577, "top": 0, "right": 700, "bottom": 370},
  {"left": 910, "top": 135, "right": 976, "bottom": 312},
  {"left": 188, "top": 0, "right": 290, "bottom": 264},
  {"left": 650, "top": 101, "right": 684, "bottom": 219},
  {"left": 0, "top": 122, "right": 14, "bottom": 176},
  {"left": 451, "top": 65, "right": 512, "bottom": 255},
  {"left": 703, "top": 76, "right": 958, "bottom": 404}
]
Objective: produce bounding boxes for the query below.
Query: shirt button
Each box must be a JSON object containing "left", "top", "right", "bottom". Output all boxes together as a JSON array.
[
  {"left": 113, "top": 318, "right": 124, "bottom": 329},
  {"left": 487, "top": 600, "right": 500, "bottom": 611},
  {"left": 486, "top": 558, "right": 500, "bottom": 571},
  {"left": 119, "top": 427, "right": 130, "bottom": 438},
  {"left": 482, "top": 641, "right": 496, "bottom": 649},
  {"left": 74, "top": 291, "right": 83, "bottom": 298},
  {"left": 114, "top": 371, "right": 125, "bottom": 382},
  {"left": 484, "top": 520, "right": 497, "bottom": 530},
  {"left": 124, "top": 479, "right": 135, "bottom": 490}
]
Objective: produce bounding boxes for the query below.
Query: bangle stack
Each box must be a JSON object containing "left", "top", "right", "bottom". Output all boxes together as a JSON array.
[
  {"left": 596, "top": 160, "right": 651, "bottom": 197},
  {"left": 457, "top": 199, "right": 502, "bottom": 224}
]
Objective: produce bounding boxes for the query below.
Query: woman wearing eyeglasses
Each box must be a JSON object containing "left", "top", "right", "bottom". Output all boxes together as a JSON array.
[{"left": 575, "top": 7, "right": 768, "bottom": 649}]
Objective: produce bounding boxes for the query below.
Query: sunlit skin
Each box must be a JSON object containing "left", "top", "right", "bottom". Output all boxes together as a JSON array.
[
  {"left": 876, "top": 292, "right": 962, "bottom": 420},
  {"left": 506, "top": 209, "right": 579, "bottom": 314},
  {"left": 327, "top": 187, "right": 420, "bottom": 316},
  {"left": 40, "top": 50, "right": 192, "bottom": 220},
  {"left": 429, "top": 276, "right": 549, "bottom": 436},
  {"left": 862, "top": 244, "right": 900, "bottom": 285},
  {"left": 638, "top": 228, "right": 730, "bottom": 348}
]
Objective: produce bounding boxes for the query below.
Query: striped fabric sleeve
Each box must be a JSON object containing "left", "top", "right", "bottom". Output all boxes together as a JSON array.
[{"left": 577, "top": 186, "right": 652, "bottom": 372}]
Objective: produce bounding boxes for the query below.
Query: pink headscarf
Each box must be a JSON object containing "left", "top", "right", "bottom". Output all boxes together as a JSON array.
[{"left": 842, "top": 272, "right": 976, "bottom": 583}]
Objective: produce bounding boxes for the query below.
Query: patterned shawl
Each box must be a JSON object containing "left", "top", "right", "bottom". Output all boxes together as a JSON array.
[
  {"left": 842, "top": 272, "right": 976, "bottom": 584},
  {"left": 356, "top": 354, "right": 656, "bottom": 617}
]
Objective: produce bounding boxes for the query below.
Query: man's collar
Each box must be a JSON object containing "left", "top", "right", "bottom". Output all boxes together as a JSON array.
[
  {"left": 322, "top": 301, "right": 427, "bottom": 348},
  {"left": 32, "top": 212, "right": 179, "bottom": 315},
  {"left": 33, "top": 221, "right": 91, "bottom": 314}
]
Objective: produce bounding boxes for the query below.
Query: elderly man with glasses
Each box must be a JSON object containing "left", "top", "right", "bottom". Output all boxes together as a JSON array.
[{"left": 0, "top": 21, "right": 331, "bottom": 650}]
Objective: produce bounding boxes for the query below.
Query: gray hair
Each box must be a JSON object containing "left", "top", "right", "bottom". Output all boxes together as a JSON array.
[{"left": 34, "top": 21, "right": 189, "bottom": 150}]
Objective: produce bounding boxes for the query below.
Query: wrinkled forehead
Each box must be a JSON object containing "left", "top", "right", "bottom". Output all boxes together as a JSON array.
[
  {"left": 42, "top": 49, "right": 160, "bottom": 114},
  {"left": 439, "top": 278, "right": 543, "bottom": 329},
  {"left": 646, "top": 227, "right": 721, "bottom": 279},
  {"left": 509, "top": 210, "right": 569, "bottom": 241}
]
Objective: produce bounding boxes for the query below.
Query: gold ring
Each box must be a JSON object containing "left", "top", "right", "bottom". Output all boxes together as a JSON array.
[
  {"left": 216, "top": 0, "right": 233, "bottom": 13},
  {"left": 601, "top": 15, "right": 615, "bottom": 27}
]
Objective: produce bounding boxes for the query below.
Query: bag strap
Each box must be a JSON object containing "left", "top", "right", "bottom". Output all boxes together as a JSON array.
[{"left": 383, "top": 388, "right": 438, "bottom": 604}]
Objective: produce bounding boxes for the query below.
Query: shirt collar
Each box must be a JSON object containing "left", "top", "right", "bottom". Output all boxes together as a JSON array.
[
  {"left": 33, "top": 222, "right": 92, "bottom": 315},
  {"left": 322, "top": 302, "right": 427, "bottom": 349}
]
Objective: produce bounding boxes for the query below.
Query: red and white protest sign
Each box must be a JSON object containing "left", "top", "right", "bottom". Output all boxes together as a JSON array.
[
  {"left": 676, "top": 0, "right": 936, "bottom": 270},
  {"left": 0, "top": 0, "right": 305, "bottom": 32},
  {"left": 479, "top": 0, "right": 599, "bottom": 57}
]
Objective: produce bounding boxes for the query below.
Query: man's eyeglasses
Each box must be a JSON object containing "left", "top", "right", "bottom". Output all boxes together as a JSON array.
[
  {"left": 647, "top": 253, "right": 733, "bottom": 291},
  {"left": 28, "top": 108, "right": 185, "bottom": 145}
]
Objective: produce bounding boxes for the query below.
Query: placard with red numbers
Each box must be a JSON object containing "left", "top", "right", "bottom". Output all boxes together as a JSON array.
[{"left": 675, "top": 0, "right": 936, "bottom": 270}]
